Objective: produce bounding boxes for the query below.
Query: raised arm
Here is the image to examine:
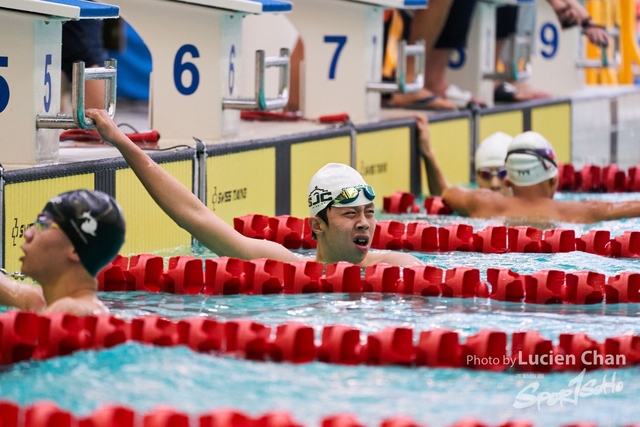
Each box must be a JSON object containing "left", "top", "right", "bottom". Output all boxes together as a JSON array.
[
  {"left": 416, "top": 115, "right": 450, "bottom": 196},
  {"left": 0, "top": 276, "right": 46, "bottom": 312},
  {"left": 86, "top": 109, "right": 299, "bottom": 262}
]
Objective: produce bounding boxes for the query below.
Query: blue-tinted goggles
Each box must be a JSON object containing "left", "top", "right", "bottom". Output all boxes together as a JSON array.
[
  {"left": 477, "top": 167, "right": 507, "bottom": 180},
  {"left": 506, "top": 148, "right": 558, "bottom": 170},
  {"left": 333, "top": 185, "right": 376, "bottom": 205}
]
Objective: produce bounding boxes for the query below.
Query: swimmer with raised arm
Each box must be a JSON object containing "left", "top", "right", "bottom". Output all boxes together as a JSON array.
[
  {"left": 0, "top": 190, "right": 126, "bottom": 314},
  {"left": 87, "top": 109, "right": 421, "bottom": 267},
  {"left": 442, "top": 131, "right": 640, "bottom": 224},
  {"left": 417, "top": 114, "right": 512, "bottom": 195}
]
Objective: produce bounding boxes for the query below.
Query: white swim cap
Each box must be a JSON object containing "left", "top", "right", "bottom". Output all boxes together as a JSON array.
[
  {"left": 505, "top": 131, "right": 558, "bottom": 186},
  {"left": 307, "top": 163, "right": 375, "bottom": 216},
  {"left": 475, "top": 132, "right": 513, "bottom": 170}
]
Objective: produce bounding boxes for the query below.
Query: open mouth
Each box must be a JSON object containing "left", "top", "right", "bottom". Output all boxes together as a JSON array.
[{"left": 353, "top": 236, "right": 370, "bottom": 250}]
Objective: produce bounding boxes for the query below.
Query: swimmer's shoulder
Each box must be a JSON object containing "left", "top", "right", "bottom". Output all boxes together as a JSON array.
[
  {"left": 460, "top": 188, "right": 510, "bottom": 217},
  {"left": 45, "top": 295, "right": 109, "bottom": 316},
  {"left": 364, "top": 251, "right": 422, "bottom": 267}
]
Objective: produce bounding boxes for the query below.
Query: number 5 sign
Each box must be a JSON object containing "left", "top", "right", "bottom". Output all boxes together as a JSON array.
[{"left": 0, "top": 56, "right": 9, "bottom": 113}]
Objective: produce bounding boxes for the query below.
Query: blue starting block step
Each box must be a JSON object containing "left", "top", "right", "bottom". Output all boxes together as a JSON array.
[
  {"left": 44, "top": 0, "right": 120, "bottom": 18},
  {"left": 250, "top": 0, "right": 292, "bottom": 12},
  {"left": 163, "top": 0, "right": 292, "bottom": 14},
  {"left": 352, "top": 0, "right": 429, "bottom": 9},
  {"left": 351, "top": 0, "right": 427, "bottom": 7},
  {"left": 0, "top": 0, "right": 119, "bottom": 19}
]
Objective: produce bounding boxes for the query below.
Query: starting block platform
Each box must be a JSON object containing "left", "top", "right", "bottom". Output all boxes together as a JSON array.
[
  {"left": 242, "top": 0, "right": 427, "bottom": 124},
  {"left": 0, "top": 0, "right": 119, "bottom": 168},
  {"left": 105, "top": 0, "right": 292, "bottom": 148}
]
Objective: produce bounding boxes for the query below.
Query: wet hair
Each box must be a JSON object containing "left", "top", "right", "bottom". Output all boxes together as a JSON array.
[
  {"left": 311, "top": 202, "right": 332, "bottom": 240},
  {"left": 42, "top": 190, "right": 126, "bottom": 276}
]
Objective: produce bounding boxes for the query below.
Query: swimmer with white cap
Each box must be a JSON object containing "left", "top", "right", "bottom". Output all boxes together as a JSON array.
[
  {"left": 417, "top": 114, "right": 512, "bottom": 195},
  {"left": 475, "top": 132, "right": 512, "bottom": 193},
  {"left": 87, "top": 109, "right": 422, "bottom": 267},
  {"left": 0, "top": 190, "right": 125, "bottom": 314},
  {"left": 442, "top": 131, "right": 640, "bottom": 224}
]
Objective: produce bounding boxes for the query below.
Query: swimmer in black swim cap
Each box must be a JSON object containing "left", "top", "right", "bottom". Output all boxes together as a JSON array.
[
  {"left": 0, "top": 190, "right": 125, "bottom": 315},
  {"left": 41, "top": 190, "right": 126, "bottom": 276}
]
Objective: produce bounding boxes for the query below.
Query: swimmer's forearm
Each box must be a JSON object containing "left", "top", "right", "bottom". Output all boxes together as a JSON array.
[
  {"left": 113, "top": 135, "right": 207, "bottom": 228},
  {"left": 421, "top": 150, "right": 450, "bottom": 196},
  {"left": 0, "top": 276, "right": 45, "bottom": 311},
  {"left": 563, "top": 0, "right": 590, "bottom": 20},
  {"left": 600, "top": 201, "right": 640, "bottom": 221}
]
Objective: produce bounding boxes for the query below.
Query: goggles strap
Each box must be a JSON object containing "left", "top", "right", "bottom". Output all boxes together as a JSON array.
[{"left": 506, "top": 149, "right": 558, "bottom": 168}]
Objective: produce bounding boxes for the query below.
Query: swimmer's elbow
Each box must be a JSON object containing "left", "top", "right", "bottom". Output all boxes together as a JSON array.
[
  {"left": 441, "top": 188, "right": 454, "bottom": 206},
  {"left": 22, "top": 287, "right": 46, "bottom": 312},
  {"left": 441, "top": 187, "right": 468, "bottom": 214}
]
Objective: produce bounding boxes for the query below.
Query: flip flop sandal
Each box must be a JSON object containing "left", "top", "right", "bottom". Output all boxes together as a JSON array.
[
  {"left": 494, "top": 82, "right": 519, "bottom": 103},
  {"left": 383, "top": 94, "right": 457, "bottom": 111},
  {"left": 444, "top": 84, "right": 473, "bottom": 109},
  {"left": 444, "top": 84, "right": 486, "bottom": 109}
]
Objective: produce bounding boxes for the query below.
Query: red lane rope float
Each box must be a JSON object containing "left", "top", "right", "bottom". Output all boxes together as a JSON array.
[
  {"left": 1, "top": 311, "right": 639, "bottom": 372},
  {"left": 0, "top": 400, "right": 613, "bottom": 427},
  {"left": 97, "top": 254, "right": 640, "bottom": 305},
  {"left": 233, "top": 211, "right": 640, "bottom": 258},
  {"left": 557, "top": 163, "right": 640, "bottom": 193},
  {"left": 0, "top": 400, "right": 303, "bottom": 427}
]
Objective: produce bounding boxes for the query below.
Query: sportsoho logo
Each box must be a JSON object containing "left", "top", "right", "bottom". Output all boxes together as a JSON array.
[{"left": 513, "top": 369, "right": 624, "bottom": 410}]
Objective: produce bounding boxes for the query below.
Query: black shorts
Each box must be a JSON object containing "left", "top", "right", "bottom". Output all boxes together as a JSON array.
[
  {"left": 62, "top": 19, "right": 107, "bottom": 80},
  {"left": 434, "top": 0, "right": 479, "bottom": 49},
  {"left": 496, "top": 5, "right": 518, "bottom": 40}
]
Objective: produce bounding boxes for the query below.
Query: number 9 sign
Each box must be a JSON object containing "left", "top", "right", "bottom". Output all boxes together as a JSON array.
[{"left": 540, "top": 22, "right": 559, "bottom": 59}]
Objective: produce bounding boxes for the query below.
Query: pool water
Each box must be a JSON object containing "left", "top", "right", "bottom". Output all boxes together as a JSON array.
[{"left": 1, "top": 193, "right": 640, "bottom": 426}]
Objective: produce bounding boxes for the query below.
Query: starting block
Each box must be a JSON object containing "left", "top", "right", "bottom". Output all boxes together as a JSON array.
[
  {"left": 282, "top": 0, "right": 427, "bottom": 122},
  {"left": 446, "top": 0, "right": 517, "bottom": 107},
  {"left": 0, "top": 0, "right": 119, "bottom": 167},
  {"left": 107, "top": 0, "right": 292, "bottom": 147},
  {"left": 527, "top": 0, "right": 616, "bottom": 96}
]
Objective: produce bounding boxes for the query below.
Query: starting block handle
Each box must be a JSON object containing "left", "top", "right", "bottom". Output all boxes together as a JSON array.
[
  {"left": 367, "top": 39, "right": 425, "bottom": 94},
  {"left": 576, "top": 27, "right": 621, "bottom": 68},
  {"left": 223, "top": 48, "right": 290, "bottom": 110},
  {"left": 36, "top": 59, "right": 117, "bottom": 130}
]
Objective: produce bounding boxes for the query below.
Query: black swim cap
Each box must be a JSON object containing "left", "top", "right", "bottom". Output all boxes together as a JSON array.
[{"left": 42, "top": 190, "right": 125, "bottom": 276}]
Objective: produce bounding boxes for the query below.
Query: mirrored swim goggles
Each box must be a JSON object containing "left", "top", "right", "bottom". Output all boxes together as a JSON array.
[
  {"left": 33, "top": 214, "right": 59, "bottom": 232},
  {"left": 333, "top": 185, "right": 376, "bottom": 205},
  {"left": 505, "top": 148, "right": 558, "bottom": 170},
  {"left": 477, "top": 167, "right": 507, "bottom": 180}
]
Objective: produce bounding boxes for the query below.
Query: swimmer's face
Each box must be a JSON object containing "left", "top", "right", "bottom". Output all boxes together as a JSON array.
[
  {"left": 20, "top": 214, "right": 74, "bottom": 279},
  {"left": 476, "top": 166, "right": 509, "bottom": 194},
  {"left": 318, "top": 203, "right": 376, "bottom": 264}
]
